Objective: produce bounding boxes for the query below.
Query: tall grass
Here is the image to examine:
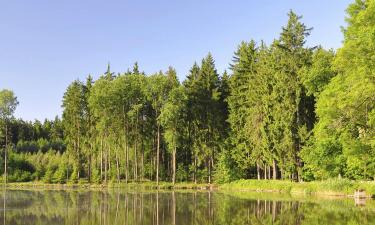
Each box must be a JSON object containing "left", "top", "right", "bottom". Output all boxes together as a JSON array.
[{"left": 220, "top": 179, "right": 375, "bottom": 197}]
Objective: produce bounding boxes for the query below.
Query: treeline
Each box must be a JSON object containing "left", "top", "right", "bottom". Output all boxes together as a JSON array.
[
  {"left": 0, "top": 0, "right": 374, "bottom": 184},
  {"left": 6, "top": 118, "right": 65, "bottom": 153},
  {"left": 0, "top": 117, "right": 65, "bottom": 181},
  {"left": 60, "top": 54, "right": 229, "bottom": 184}
]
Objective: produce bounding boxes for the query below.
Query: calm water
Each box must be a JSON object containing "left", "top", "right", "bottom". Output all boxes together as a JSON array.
[{"left": 0, "top": 189, "right": 374, "bottom": 225}]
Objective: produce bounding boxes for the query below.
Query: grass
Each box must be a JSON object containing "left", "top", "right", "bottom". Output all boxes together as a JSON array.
[
  {"left": 220, "top": 178, "right": 375, "bottom": 197},
  {"left": 3, "top": 180, "right": 214, "bottom": 191},
  {"left": 4, "top": 178, "right": 375, "bottom": 198}
]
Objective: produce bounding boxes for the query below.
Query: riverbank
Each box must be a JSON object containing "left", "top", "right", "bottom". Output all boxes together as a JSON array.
[
  {"left": 4, "top": 179, "right": 375, "bottom": 198},
  {"left": 4, "top": 181, "right": 215, "bottom": 191},
  {"left": 220, "top": 179, "right": 375, "bottom": 198}
]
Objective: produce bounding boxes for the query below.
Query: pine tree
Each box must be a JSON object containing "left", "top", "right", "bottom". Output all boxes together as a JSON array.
[
  {"left": 62, "top": 80, "right": 86, "bottom": 182},
  {"left": 272, "top": 11, "right": 315, "bottom": 180},
  {"left": 227, "top": 41, "right": 258, "bottom": 177}
]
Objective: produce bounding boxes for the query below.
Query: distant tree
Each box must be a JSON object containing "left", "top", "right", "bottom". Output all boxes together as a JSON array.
[{"left": 0, "top": 89, "right": 19, "bottom": 183}]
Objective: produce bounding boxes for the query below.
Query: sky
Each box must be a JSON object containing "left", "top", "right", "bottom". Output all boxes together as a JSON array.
[{"left": 0, "top": 0, "right": 352, "bottom": 121}]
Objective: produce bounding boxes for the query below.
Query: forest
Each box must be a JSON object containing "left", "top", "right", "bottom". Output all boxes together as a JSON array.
[{"left": 0, "top": 0, "right": 374, "bottom": 185}]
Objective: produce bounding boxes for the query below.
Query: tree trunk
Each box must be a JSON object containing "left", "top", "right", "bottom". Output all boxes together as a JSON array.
[
  {"left": 77, "top": 129, "right": 80, "bottom": 180},
  {"left": 4, "top": 123, "right": 7, "bottom": 184},
  {"left": 208, "top": 157, "right": 211, "bottom": 184},
  {"left": 108, "top": 142, "right": 111, "bottom": 179},
  {"left": 116, "top": 146, "right": 120, "bottom": 183},
  {"left": 141, "top": 139, "right": 144, "bottom": 182},
  {"left": 172, "top": 146, "right": 176, "bottom": 185},
  {"left": 134, "top": 142, "right": 138, "bottom": 181},
  {"left": 104, "top": 140, "right": 107, "bottom": 183},
  {"left": 123, "top": 106, "right": 129, "bottom": 184},
  {"left": 156, "top": 124, "right": 160, "bottom": 187},
  {"left": 268, "top": 166, "right": 271, "bottom": 180},
  {"left": 194, "top": 152, "right": 197, "bottom": 184},
  {"left": 100, "top": 137, "right": 103, "bottom": 182},
  {"left": 88, "top": 136, "right": 93, "bottom": 183},
  {"left": 134, "top": 112, "right": 139, "bottom": 182},
  {"left": 264, "top": 163, "right": 267, "bottom": 180},
  {"left": 257, "top": 162, "right": 260, "bottom": 180},
  {"left": 273, "top": 160, "right": 277, "bottom": 180}
]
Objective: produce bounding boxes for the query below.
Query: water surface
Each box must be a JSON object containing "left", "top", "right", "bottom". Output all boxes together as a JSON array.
[{"left": 0, "top": 189, "right": 374, "bottom": 225}]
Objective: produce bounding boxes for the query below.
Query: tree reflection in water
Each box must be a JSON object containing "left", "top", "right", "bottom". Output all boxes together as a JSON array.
[{"left": 0, "top": 189, "right": 374, "bottom": 225}]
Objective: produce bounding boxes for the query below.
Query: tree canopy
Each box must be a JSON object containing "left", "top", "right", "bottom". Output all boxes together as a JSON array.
[{"left": 1, "top": 1, "right": 374, "bottom": 184}]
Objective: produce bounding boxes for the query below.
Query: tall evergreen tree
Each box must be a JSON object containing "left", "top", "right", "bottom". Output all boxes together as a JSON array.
[
  {"left": 62, "top": 81, "right": 86, "bottom": 182},
  {"left": 271, "top": 11, "right": 315, "bottom": 180}
]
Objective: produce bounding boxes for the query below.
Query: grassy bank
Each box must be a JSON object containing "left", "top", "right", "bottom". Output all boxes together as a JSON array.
[
  {"left": 4, "top": 179, "right": 375, "bottom": 198},
  {"left": 220, "top": 179, "right": 375, "bottom": 197},
  {"left": 4, "top": 181, "right": 214, "bottom": 191}
]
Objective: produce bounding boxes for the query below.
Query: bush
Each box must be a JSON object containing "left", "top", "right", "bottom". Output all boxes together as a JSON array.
[
  {"left": 214, "top": 151, "right": 242, "bottom": 184},
  {"left": 8, "top": 169, "right": 32, "bottom": 182},
  {"left": 91, "top": 167, "right": 101, "bottom": 184},
  {"left": 43, "top": 168, "right": 55, "bottom": 183},
  {"left": 53, "top": 162, "right": 67, "bottom": 184},
  {"left": 175, "top": 163, "right": 188, "bottom": 182}
]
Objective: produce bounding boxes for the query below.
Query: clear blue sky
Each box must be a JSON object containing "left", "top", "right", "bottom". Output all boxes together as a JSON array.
[{"left": 0, "top": 0, "right": 352, "bottom": 121}]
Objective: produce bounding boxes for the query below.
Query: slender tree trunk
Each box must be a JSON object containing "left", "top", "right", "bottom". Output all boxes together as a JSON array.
[
  {"left": 208, "top": 157, "right": 211, "bottom": 184},
  {"left": 134, "top": 142, "right": 138, "bottom": 181},
  {"left": 268, "top": 166, "right": 271, "bottom": 180},
  {"left": 209, "top": 146, "right": 214, "bottom": 184},
  {"left": 123, "top": 106, "right": 129, "bottom": 184},
  {"left": 257, "top": 162, "right": 260, "bottom": 180},
  {"left": 88, "top": 138, "right": 93, "bottom": 183},
  {"left": 156, "top": 124, "right": 160, "bottom": 187},
  {"left": 104, "top": 140, "right": 107, "bottom": 183},
  {"left": 4, "top": 123, "right": 7, "bottom": 184},
  {"left": 151, "top": 133, "right": 155, "bottom": 181},
  {"left": 172, "top": 146, "right": 176, "bottom": 185},
  {"left": 126, "top": 142, "right": 129, "bottom": 182},
  {"left": 100, "top": 137, "right": 103, "bottom": 182},
  {"left": 141, "top": 139, "right": 144, "bottom": 181},
  {"left": 264, "top": 163, "right": 267, "bottom": 180},
  {"left": 273, "top": 160, "right": 277, "bottom": 180},
  {"left": 134, "top": 111, "right": 139, "bottom": 182},
  {"left": 116, "top": 146, "right": 120, "bottom": 183},
  {"left": 296, "top": 95, "right": 301, "bottom": 182},
  {"left": 88, "top": 151, "right": 91, "bottom": 183},
  {"left": 108, "top": 141, "right": 111, "bottom": 179},
  {"left": 77, "top": 129, "right": 80, "bottom": 180},
  {"left": 194, "top": 152, "right": 197, "bottom": 184},
  {"left": 66, "top": 154, "right": 69, "bottom": 183}
]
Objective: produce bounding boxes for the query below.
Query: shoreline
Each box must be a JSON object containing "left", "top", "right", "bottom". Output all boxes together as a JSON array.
[{"left": 3, "top": 179, "right": 375, "bottom": 199}]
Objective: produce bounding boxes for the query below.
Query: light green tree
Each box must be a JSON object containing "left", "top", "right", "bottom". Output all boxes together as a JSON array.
[{"left": 0, "top": 89, "right": 18, "bottom": 183}]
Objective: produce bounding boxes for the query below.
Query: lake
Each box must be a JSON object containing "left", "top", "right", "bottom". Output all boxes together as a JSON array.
[{"left": 0, "top": 189, "right": 374, "bottom": 225}]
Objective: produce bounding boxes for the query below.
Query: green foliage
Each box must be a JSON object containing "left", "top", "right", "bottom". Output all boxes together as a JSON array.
[
  {"left": 2, "top": 1, "right": 373, "bottom": 185},
  {"left": 301, "top": 48, "right": 336, "bottom": 97},
  {"left": 303, "top": 0, "right": 375, "bottom": 180},
  {"left": 43, "top": 168, "right": 54, "bottom": 183},
  {"left": 91, "top": 166, "right": 101, "bottom": 184},
  {"left": 53, "top": 159, "right": 67, "bottom": 184},
  {"left": 214, "top": 150, "right": 242, "bottom": 184},
  {"left": 0, "top": 89, "right": 18, "bottom": 120},
  {"left": 6, "top": 152, "right": 34, "bottom": 182}
]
